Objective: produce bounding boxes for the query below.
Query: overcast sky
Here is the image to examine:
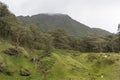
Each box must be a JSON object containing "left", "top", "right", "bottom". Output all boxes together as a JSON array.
[{"left": 1, "top": 0, "right": 120, "bottom": 33}]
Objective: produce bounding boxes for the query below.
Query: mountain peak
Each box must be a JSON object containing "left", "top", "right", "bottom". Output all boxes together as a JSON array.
[{"left": 17, "top": 13, "right": 111, "bottom": 36}]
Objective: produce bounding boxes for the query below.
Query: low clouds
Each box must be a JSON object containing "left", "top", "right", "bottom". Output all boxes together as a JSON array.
[
  {"left": 10, "top": 0, "right": 72, "bottom": 15},
  {"left": 1, "top": 0, "right": 120, "bottom": 33},
  {"left": 1, "top": 0, "right": 72, "bottom": 15}
]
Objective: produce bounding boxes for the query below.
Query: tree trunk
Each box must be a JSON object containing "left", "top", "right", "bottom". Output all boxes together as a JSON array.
[{"left": 15, "top": 31, "right": 20, "bottom": 49}]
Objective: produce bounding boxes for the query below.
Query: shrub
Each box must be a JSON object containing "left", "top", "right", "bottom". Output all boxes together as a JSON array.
[
  {"left": 18, "top": 47, "right": 29, "bottom": 58},
  {"left": 3, "top": 67, "right": 14, "bottom": 76},
  {"left": 20, "top": 67, "right": 31, "bottom": 76},
  {"left": 0, "top": 56, "right": 4, "bottom": 72},
  {"left": 94, "top": 58, "right": 115, "bottom": 69},
  {"left": 87, "top": 54, "right": 98, "bottom": 62},
  {"left": 3, "top": 47, "right": 20, "bottom": 55},
  {"left": 3, "top": 64, "right": 15, "bottom": 76}
]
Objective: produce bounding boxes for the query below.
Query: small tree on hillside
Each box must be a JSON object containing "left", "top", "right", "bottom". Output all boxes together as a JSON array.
[
  {"left": 0, "top": 2, "right": 18, "bottom": 38},
  {"left": 42, "top": 33, "right": 53, "bottom": 56},
  {"left": 12, "top": 26, "right": 33, "bottom": 49},
  {"left": 38, "top": 57, "right": 55, "bottom": 80},
  {"left": 49, "top": 29, "right": 70, "bottom": 49},
  {"left": 118, "top": 24, "right": 120, "bottom": 51}
]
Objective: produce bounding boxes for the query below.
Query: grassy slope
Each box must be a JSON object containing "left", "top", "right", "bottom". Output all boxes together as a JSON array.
[
  {"left": 0, "top": 40, "right": 120, "bottom": 80},
  {"left": 0, "top": 40, "right": 41, "bottom": 80}
]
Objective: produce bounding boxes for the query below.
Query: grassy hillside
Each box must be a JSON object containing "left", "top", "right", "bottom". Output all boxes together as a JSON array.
[
  {"left": 17, "top": 14, "right": 111, "bottom": 36},
  {"left": 0, "top": 40, "right": 41, "bottom": 80},
  {"left": 0, "top": 2, "right": 120, "bottom": 80},
  {"left": 0, "top": 40, "right": 120, "bottom": 80}
]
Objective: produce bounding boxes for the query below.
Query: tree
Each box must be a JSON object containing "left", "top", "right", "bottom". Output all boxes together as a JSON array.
[
  {"left": 0, "top": 2, "right": 18, "bottom": 38},
  {"left": 12, "top": 26, "right": 33, "bottom": 48},
  {"left": 49, "top": 29, "right": 70, "bottom": 49},
  {"left": 41, "top": 33, "right": 53, "bottom": 55},
  {"left": 80, "top": 35, "right": 100, "bottom": 52},
  {"left": 28, "top": 24, "right": 43, "bottom": 49},
  {"left": 117, "top": 24, "right": 120, "bottom": 52},
  {"left": 118, "top": 24, "right": 120, "bottom": 34},
  {"left": 39, "top": 57, "right": 55, "bottom": 80}
]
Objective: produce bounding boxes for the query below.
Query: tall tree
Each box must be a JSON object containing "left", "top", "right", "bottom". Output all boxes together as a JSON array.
[
  {"left": 0, "top": 2, "right": 18, "bottom": 38},
  {"left": 118, "top": 24, "right": 120, "bottom": 52},
  {"left": 49, "top": 29, "right": 70, "bottom": 49}
]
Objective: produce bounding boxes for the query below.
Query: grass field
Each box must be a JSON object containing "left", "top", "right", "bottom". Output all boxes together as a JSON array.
[{"left": 0, "top": 40, "right": 120, "bottom": 80}]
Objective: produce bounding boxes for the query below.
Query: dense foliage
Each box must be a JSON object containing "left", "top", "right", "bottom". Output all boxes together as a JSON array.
[{"left": 0, "top": 2, "right": 120, "bottom": 53}]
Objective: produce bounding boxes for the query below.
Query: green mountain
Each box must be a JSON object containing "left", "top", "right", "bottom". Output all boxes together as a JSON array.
[
  {"left": 1, "top": 2, "right": 120, "bottom": 80},
  {"left": 17, "top": 14, "right": 111, "bottom": 36}
]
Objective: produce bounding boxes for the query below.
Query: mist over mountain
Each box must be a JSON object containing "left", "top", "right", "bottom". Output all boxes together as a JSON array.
[{"left": 17, "top": 13, "right": 111, "bottom": 36}]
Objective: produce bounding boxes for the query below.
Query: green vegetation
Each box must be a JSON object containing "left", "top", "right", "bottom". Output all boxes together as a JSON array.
[
  {"left": 17, "top": 14, "right": 111, "bottom": 36},
  {"left": 0, "top": 41, "right": 120, "bottom": 80},
  {"left": 0, "top": 2, "right": 120, "bottom": 80}
]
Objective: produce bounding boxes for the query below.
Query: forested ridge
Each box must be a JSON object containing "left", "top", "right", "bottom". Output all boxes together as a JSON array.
[
  {"left": 17, "top": 13, "right": 111, "bottom": 36},
  {"left": 0, "top": 2, "right": 120, "bottom": 80}
]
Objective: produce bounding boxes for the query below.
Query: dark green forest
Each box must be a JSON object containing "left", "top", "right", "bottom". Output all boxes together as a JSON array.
[{"left": 0, "top": 2, "right": 120, "bottom": 80}]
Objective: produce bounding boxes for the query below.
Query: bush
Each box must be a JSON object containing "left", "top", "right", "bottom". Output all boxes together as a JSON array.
[
  {"left": 20, "top": 67, "right": 31, "bottom": 76},
  {"left": 87, "top": 54, "right": 98, "bottom": 62},
  {"left": 3, "top": 47, "right": 20, "bottom": 55},
  {"left": 102, "top": 58, "right": 115, "bottom": 65},
  {"left": 0, "top": 62, "right": 4, "bottom": 72},
  {"left": 18, "top": 47, "right": 29, "bottom": 58},
  {"left": 0, "top": 56, "right": 4, "bottom": 72},
  {"left": 94, "top": 58, "right": 115, "bottom": 69},
  {"left": 3, "top": 67, "right": 14, "bottom": 76},
  {"left": 3, "top": 64, "right": 15, "bottom": 76}
]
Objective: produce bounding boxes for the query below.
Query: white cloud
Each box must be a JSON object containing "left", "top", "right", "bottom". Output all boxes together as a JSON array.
[{"left": 0, "top": 0, "right": 120, "bottom": 33}]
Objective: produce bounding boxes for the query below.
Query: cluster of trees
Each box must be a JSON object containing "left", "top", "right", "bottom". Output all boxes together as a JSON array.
[
  {"left": 49, "top": 29, "right": 120, "bottom": 53},
  {"left": 0, "top": 2, "right": 120, "bottom": 53},
  {"left": 0, "top": 2, "right": 52, "bottom": 51}
]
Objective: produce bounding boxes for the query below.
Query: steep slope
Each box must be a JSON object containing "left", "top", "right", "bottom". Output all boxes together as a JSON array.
[
  {"left": 17, "top": 14, "right": 111, "bottom": 36},
  {"left": 92, "top": 28, "right": 111, "bottom": 35}
]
